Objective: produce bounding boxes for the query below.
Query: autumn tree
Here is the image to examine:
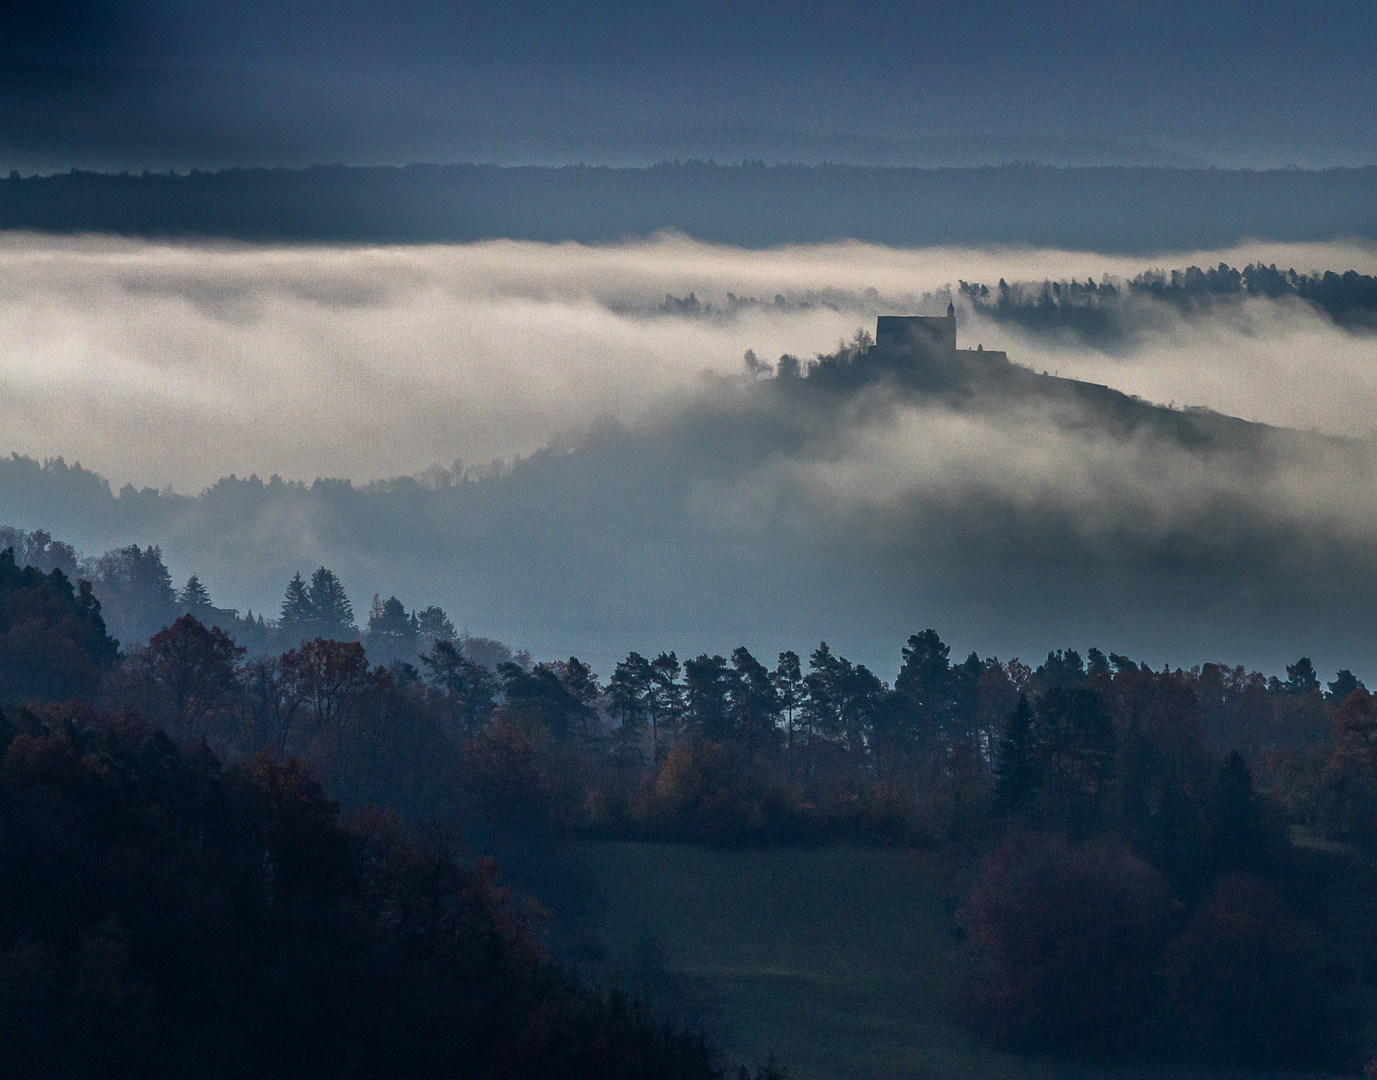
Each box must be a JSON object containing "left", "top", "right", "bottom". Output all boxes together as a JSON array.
[
  {"left": 146, "top": 614, "right": 245, "bottom": 740},
  {"left": 279, "top": 638, "right": 372, "bottom": 756},
  {"left": 1328, "top": 687, "right": 1377, "bottom": 780}
]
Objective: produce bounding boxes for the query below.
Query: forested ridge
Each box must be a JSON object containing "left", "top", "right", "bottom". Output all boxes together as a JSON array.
[
  {"left": 4, "top": 532, "right": 1377, "bottom": 1073},
  {"left": 3, "top": 163, "right": 1376, "bottom": 251},
  {"left": 957, "top": 261, "right": 1377, "bottom": 345}
]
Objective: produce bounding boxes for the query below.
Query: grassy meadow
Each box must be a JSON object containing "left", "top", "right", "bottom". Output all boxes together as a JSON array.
[{"left": 578, "top": 842, "right": 1335, "bottom": 1080}]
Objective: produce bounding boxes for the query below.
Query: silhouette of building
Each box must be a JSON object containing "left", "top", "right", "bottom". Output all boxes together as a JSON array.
[{"left": 869, "top": 302, "right": 1006, "bottom": 367}]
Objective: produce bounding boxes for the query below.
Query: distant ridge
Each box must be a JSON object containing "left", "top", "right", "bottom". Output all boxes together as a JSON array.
[{"left": 2, "top": 163, "right": 1375, "bottom": 252}]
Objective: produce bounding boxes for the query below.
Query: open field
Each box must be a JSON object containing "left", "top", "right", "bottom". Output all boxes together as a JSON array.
[{"left": 579, "top": 842, "right": 1338, "bottom": 1080}]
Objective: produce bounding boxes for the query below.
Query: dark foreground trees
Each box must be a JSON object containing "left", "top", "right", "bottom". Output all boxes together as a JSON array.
[
  {"left": 962, "top": 832, "right": 1356, "bottom": 1068},
  {"left": 0, "top": 548, "right": 118, "bottom": 705},
  {"left": 5, "top": 530, "right": 1375, "bottom": 1074},
  {"left": 0, "top": 706, "right": 716, "bottom": 1080}
]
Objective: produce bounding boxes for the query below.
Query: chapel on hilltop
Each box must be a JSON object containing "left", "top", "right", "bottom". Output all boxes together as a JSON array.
[{"left": 868, "top": 302, "right": 1006, "bottom": 366}]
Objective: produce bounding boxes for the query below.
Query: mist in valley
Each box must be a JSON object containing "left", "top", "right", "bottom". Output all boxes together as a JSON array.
[{"left": 3, "top": 234, "right": 1377, "bottom": 677}]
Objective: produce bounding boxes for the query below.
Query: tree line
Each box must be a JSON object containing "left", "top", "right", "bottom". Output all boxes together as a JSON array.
[
  {"left": 4, "top": 162, "right": 1377, "bottom": 252},
  {"left": 4, "top": 537, "right": 1377, "bottom": 1071},
  {"left": 958, "top": 262, "right": 1377, "bottom": 347},
  {"left": 0, "top": 526, "right": 528, "bottom": 669}
]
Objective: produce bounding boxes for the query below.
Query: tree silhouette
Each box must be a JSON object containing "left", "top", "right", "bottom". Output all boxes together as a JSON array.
[
  {"left": 684, "top": 654, "right": 732, "bottom": 742},
  {"left": 279, "top": 571, "right": 313, "bottom": 633},
  {"left": 772, "top": 650, "right": 803, "bottom": 752},
  {"left": 422, "top": 639, "right": 497, "bottom": 736},
  {"left": 91, "top": 544, "right": 177, "bottom": 644},
  {"left": 1284, "top": 656, "right": 1321, "bottom": 696},
  {"left": 308, "top": 567, "right": 355, "bottom": 638},
  {"left": 896, "top": 630, "right": 952, "bottom": 755},
  {"left": 0, "top": 547, "right": 118, "bottom": 703},
  {"left": 180, "top": 578, "right": 212, "bottom": 611},
  {"left": 996, "top": 695, "right": 1037, "bottom": 810},
  {"left": 146, "top": 614, "right": 245, "bottom": 739},
  {"left": 729, "top": 646, "right": 778, "bottom": 749},
  {"left": 609, "top": 652, "right": 653, "bottom": 764},
  {"left": 648, "top": 651, "right": 684, "bottom": 759}
]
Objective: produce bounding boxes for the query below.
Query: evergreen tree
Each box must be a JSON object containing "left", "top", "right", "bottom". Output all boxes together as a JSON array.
[
  {"left": 279, "top": 572, "right": 313, "bottom": 631},
  {"left": 0, "top": 547, "right": 119, "bottom": 703},
  {"left": 416, "top": 605, "right": 455, "bottom": 642},
  {"left": 896, "top": 629, "right": 952, "bottom": 754},
  {"left": 802, "top": 642, "right": 852, "bottom": 749},
  {"left": 996, "top": 695, "right": 1037, "bottom": 810},
  {"left": 180, "top": 573, "right": 212, "bottom": 612},
  {"left": 683, "top": 654, "right": 733, "bottom": 742},
  {"left": 92, "top": 543, "right": 178, "bottom": 644},
  {"left": 308, "top": 567, "right": 354, "bottom": 638},
  {"left": 367, "top": 594, "right": 412, "bottom": 639},
  {"left": 836, "top": 660, "right": 885, "bottom": 757},
  {"left": 773, "top": 651, "right": 804, "bottom": 751},
  {"left": 729, "top": 646, "right": 779, "bottom": 748},
  {"left": 1031, "top": 686, "right": 1115, "bottom": 831},
  {"left": 1036, "top": 649, "right": 1087, "bottom": 691},
  {"left": 648, "top": 651, "right": 684, "bottom": 758},
  {"left": 553, "top": 656, "right": 603, "bottom": 741},
  {"left": 608, "top": 652, "right": 653, "bottom": 764},
  {"left": 422, "top": 640, "right": 498, "bottom": 735},
  {"left": 1285, "top": 656, "right": 1320, "bottom": 695},
  {"left": 498, "top": 662, "right": 590, "bottom": 741},
  {"left": 1325, "top": 668, "right": 1365, "bottom": 704}
]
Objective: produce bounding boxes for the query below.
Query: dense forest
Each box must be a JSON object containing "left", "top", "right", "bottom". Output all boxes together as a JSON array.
[
  {"left": 4, "top": 530, "right": 1377, "bottom": 1073},
  {"left": 957, "top": 262, "right": 1377, "bottom": 345},
  {"left": 2, "top": 164, "right": 1376, "bottom": 251}
]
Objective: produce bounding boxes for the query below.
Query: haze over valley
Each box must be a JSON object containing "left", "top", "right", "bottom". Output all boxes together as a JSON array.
[
  {"left": 4, "top": 4, "right": 1377, "bottom": 1078},
  {"left": 4, "top": 235, "right": 1377, "bottom": 676}
]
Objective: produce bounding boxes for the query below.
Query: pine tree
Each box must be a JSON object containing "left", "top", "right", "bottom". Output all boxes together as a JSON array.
[
  {"left": 367, "top": 595, "right": 411, "bottom": 639},
  {"left": 308, "top": 567, "right": 354, "bottom": 637},
  {"left": 416, "top": 606, "right": 455, "bottom": 642},
  {"left": 684, "top": 654, "right": 732, "bottom": 741},
  {"left": 180, "top": 574, "right": 212, "bottom": 612},
  {"left": 772, "top": 651, "right": 804, "bottom": 751},
  {"left": 608, "top": 653, "right": 652, "bottom": 762},
  {"left": 896, "top": 629, "right": 952, "bottom": 754},
  {"left": 279, "top": 572, "right": 313, "bottom": 631},
  {"left": 421, "top": 640, "right": 497, "bottom": 735},
  {"left": 729, "top": 646, "right": 779, "bottom": 748},
  {"left": 648, "top": 651, "right": 683, "bottom": 758},
  {"left": 996, "top": 695, "right": 1037, "bottom": 810}
]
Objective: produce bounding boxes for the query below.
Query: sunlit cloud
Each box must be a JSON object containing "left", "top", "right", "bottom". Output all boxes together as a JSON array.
[
  {"left": 4, "top": 232, "right": 1377, "bottom": 677},
  {"left": 0, "top": 233, "right": 1374, "bottom": 490}
]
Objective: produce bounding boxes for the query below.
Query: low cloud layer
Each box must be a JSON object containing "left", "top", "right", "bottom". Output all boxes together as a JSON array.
[
  {"left": 3, "top": 233, "right": 1377, "bottom": 677},
  {"left": 2, "top": 234, "right": 1375, "bottom": 490}
]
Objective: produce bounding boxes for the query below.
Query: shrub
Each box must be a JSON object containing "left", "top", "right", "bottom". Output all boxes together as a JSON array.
[
  {"left": 1164, "top": 873, "right": 1357, "bottom": 1069},
  {"left": 962, "top": 830, "right": 1172, "bottom": 1058}
]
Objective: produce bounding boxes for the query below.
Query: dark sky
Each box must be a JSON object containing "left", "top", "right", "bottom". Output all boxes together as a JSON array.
[{"left": 1, "top": 0, "right": 1374, "bottom": 170}]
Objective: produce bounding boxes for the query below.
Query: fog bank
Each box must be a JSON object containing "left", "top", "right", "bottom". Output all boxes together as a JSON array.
[{"left": 3, "top": 234, "right": 1377, "bottom": 677}]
